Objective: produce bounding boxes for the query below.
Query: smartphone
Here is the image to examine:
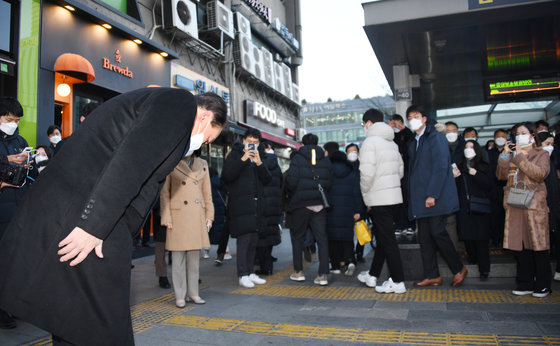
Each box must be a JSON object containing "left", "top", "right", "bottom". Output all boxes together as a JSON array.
[
  {"left": 247, "top": 143, "right": 256, "bottom": 151},
  {"left": 451, "top": 163, "right": 461, "bottom": 176},
  {"left": 21, "top": 147, "right": 34, "bottom": 154},
  {"left": 508, "top": 144, "right": 516, "bottom": 151}
]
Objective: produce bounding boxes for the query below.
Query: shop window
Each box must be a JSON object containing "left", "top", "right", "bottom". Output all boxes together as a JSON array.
[{"left": 93, "top": 0, "right": 142, "bottom": 25}]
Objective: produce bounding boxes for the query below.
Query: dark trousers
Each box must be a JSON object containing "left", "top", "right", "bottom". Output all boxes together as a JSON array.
[
  {"left": 552, "top": 230, "right": 560, "bottom": 272},
  {"left": 328, "top": 239, "right": 354, "bottom": 269},
  {"left": 236, "top": 232, "right": 258, "bottom": 277},
  {"left": 514, "top": 248, "right": 551, "bottom": 291},
  {"left": 368, "top": 205, "right": 405, "bottom": 282},
  {"left": 256, "top": 245, "right": 273, "bottom": 272},
  {"left": 417, "top": 215, "right": 464, "bottom": 278},
  {"left": 290, "top": 208, "right": 329, "bottom": 275},
  {"left": 464, "top": 239, "right": 490, "bottom": 274},
  {"left": 217, "top": 221, "right": 230, "bottom": 256}
]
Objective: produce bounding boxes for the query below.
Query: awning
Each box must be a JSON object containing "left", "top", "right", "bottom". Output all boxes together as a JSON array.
[
  {"left": 54, "top": 53, "right": 95, "bottom": 82},
  {"left": 236, "top": 122, "right": 301, "bottom": 149}
]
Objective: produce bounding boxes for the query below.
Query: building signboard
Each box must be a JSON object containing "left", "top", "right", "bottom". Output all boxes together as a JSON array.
[
  {"left": 468, "top": 0, "right": 538, "bottom": 10},
  {"left": 171, "top": 62, "right": 230, "bottom": 103},
  {"left": 244, "top": 99, "right": 297, "bottom": 139}
]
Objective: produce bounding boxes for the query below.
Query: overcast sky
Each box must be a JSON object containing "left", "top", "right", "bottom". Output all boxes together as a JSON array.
[{"left": 298, "top": 0, "right": 391, "bottom": 104}]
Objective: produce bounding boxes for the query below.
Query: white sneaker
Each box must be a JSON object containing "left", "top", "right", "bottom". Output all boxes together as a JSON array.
[
  {"left": 375, "top": 278, "right": 406, "bottom": 294},
  {"left": 554, "top": 272, "right": 560, "bottom": 281},
  {"left": 290, "top": 272, "right": 306, "bottom": 282},
  {"left": 345, "top": 263, "right": 356, "bottom": 276},
  {"left": 239, "top": 275, "right": 255, "bottom": 288},
  {"left": 249, "top": 273, "right": 266, "bottom": 285},
  {"left": 357, "top": 271, "right": 377, "bottom": 287},
  {"left": 224, "top": 251, "right": 232, "bottom": 260},
  {"left": 202, "top": 249, "right": 209, "bottom": 259},
  {"left": 330, "top": 269, "right": 341, "bottom": 274}
]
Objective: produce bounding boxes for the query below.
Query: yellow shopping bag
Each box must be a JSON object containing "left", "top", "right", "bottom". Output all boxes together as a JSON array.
[{"left": 354, "top": 219, "right": 372, "bottom": 246}]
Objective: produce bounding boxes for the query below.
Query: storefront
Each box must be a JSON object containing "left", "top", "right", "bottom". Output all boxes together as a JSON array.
[
  {"left": 35, "top": 1, "right": 176, "bottom": 146},
  {"left": 0, "top": 0, "right": 19, "bottom": 99}
]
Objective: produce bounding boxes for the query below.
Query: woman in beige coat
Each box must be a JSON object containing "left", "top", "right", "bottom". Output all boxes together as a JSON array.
[
  {"left": 497, "top": 122, "right": 551, "bottom": 298},
  {"left": 160, "top": 155, "right": 214, "bottom": 307}
]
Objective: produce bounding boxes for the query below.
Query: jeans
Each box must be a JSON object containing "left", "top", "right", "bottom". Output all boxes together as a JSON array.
[{"left": 236, "top": 232, "right": 258, "bottom": 277}]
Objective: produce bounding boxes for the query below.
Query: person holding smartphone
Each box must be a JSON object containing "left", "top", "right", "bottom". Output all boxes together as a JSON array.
[{"left": 221, "top": 128, "right": 272, "bottom": 288}]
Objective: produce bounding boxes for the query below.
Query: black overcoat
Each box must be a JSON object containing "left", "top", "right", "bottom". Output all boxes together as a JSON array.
[{"left": 0, "top": 87, "right": 196, "bottom": 345}]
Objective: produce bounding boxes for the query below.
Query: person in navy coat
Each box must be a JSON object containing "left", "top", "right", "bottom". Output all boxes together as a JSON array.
[{"left": 406, "top": 105, "right": 467, "bottom": 288}]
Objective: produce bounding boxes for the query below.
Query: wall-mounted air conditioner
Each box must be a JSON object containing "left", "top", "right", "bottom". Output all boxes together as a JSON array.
[
  {"left": 281, "top": 63, "right": 292, "bottom": 99},
  {"left": 162, "top": 0, "right": 198, "bottom": 39},
  {"left": 234, "top": 33, "right": 255, "bottom": 75},
  {"left": 261, "top": 48, "right": 274, "bottom": 88},
  {"left": 235, "top": 12, "right": 251, "bottom": 39},
  {"left": 251, "top": 45, "right": 264, "bottom": 82},
  {"left": 292, "top": 83, "right": 300, "bottom": 105},
  {"left": 207, "top": 1, "right": 234, "bottom": 39},
  {"left": 273, "top": 62, "right": 284, "bottom": 95}
]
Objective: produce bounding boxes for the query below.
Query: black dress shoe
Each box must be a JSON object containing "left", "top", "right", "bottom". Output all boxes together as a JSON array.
[
  {"left": 255, "top": 269, "right": 272, "bottom": 276},
  {"left": 159, "top": 277, "right": 171, "bottom": 289},
  {"left": 271, "top": 256, "right": 278, "bottom": 262},
  {"left": 0, "top": 309, "right": 16, "bottom": 329},
  {"left": 479, "top": 272, "right": 489, "bottom": 280}
]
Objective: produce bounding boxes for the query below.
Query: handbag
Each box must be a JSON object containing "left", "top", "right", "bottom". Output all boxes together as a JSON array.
[
  {"left": 506, "top": 169, "right": 536, "bottom": 209},
  {"left": 461, "top": 174, "right": 490, "bottom": 214},
  {"left": 354, "top": 220, "right": 372, "bottom": 246},
  {"left": 311, "top": 164, "right": 331, "bottom": 209}
]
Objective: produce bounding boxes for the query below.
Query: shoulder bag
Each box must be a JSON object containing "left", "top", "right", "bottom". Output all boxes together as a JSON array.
[{"left": 461, "top": 173, "right": 491, "bottom": 214}]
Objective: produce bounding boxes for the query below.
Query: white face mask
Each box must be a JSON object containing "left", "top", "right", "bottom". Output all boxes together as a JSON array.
[
  {"left": 464, "top": 148, "right": 476, "bottom": 160},
  {"left": 543, "top": 146, "right": 554, "bottom": 156},
  {"left": 0, "top": 121, "right": 18, "bottom": 136},
  {"left": 393, "top": 127, "right": 401, "bottom": 133},
  {"left": 49, "top": 135, "right": 61, "bottom": 145},
  {"left": 465, "top": 137, "right": 477, "bottom": 142},
  {"left": 265, "top": 149, "right": 274, "bottom": 154},
  {"left": 495, "top": 137, "right": 507, "bottom": 147},
  {"left": 35, "top": 155, "right": 48, "bottom": 164},
  {"left": 446, "top": 132, "right": 458, "bottom": 143},
  {"left": 185, "top": 119, "right": 210, "bottom": 156},
  {"left": 347, "top": 152, "right": 358, "bottom": 162},
  {"left": 516, "top": 134, "right": 531, "bottom": 147},
  {"left": 408, "top": 118, "right": 423, "bottom": 131}
]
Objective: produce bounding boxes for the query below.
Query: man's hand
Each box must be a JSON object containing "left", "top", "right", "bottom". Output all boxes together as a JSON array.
[
  {"left": 206, "top": 219, "right": 213, "bottom": 232},
  {"left": 163, "top": 223, "right": 173, "bottom": 231},
  {"left": 425, "top": 197, "right": 436, "bottom": 208},
  {"left": 58, "top": 227, "right": 103, "bottom": 266},
  {"left": 7, "top": 153, "right": 28, "bottom": 165},
  {"left": 468, "top": 168, "right": 477, "bottom": 176},
  {"left": 0, "top": 182, "right": 19, "bottom": 189},
  {"left": 252, "top": 150, "right": 262, "bottom": 166},
  {"left": 241, "top": 150, "right": 252, "bottom": 162}
]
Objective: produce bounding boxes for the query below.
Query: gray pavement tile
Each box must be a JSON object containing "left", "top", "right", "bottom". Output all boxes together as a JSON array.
[
  {"left": 373, "top": 301, "right": 447, "bottom": 310},
  {"left": 525, "top": 304, "right": 560, "bottom": 313},
  {"left": 254, "top": 336, "right": 360, "bottom": 345},
  {"left": 303, "top": 299, "right": 375, "bottom": 309},
  {"left": 536, "top": 322, "right": 560, "bottom": 335},
  {"left": 445, "top": 320, "right": 543, "bottom": 335},
  {"left": 407, "top": 310, "right": 486, "bottom": 321},
  {"left": 326, "top": 307, "right": 380, "bottom": 319},
  {"left": 288, "top": 314, "right": 370, "bottom": 329},
  {"left": 487, "top": 311, "right": 560, "bottom": 321},
  {"left": 365, "top": 318, "right": 445, "bottom": 333},
  {"left": 139, "top": 325, "right": 263, "bottom": 346},
  {"left": 370, "top": 308, "right": 409, "bottom": 320},
  {"left": 446, "top": 302, "right": 523, "bottom": 312}
]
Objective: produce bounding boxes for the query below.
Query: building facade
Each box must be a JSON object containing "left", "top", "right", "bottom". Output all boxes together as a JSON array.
[
  {"left": 1, "top": 0, "right": 303, "bottom": 172},
  {"left": 301, "top": 96, "right": 395, "bottom": 147}
]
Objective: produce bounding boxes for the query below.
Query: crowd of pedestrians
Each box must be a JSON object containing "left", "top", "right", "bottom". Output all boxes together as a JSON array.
[{"left": 0, "top": 90, "right": 559, "bottom": 340}]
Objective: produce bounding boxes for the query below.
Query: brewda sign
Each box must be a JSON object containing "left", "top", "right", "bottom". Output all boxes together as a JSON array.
[{"left": 102, "top": 50, "right": 134, "bottom": 78}]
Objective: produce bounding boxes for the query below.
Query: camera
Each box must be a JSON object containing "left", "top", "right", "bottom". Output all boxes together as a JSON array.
[
  {"left": 0, "top": 162, "right": 27, "bottom": 186},
  {"left": 508, "top": 144, "right": 516, "bottom": 151}
]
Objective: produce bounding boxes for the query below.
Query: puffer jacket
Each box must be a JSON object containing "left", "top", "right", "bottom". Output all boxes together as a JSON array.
[
  {"left": 258, "top": 152, "right": 283, "bottom": 247},
  {"left": 285, "top": 145, "right": 332, "bottom": 212},
  {"left": 360, "top": 122, "right": 404, "bottom": 206},
  {"left": 326, "top": 151, "right": 363, "bottom": 241}
]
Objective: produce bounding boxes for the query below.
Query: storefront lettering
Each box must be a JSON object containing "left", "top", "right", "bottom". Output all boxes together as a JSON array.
[
  {"left": 102, "top": 50, "right": 133, "bottom": 78},
  {"left": 249, "top": 100, "right": 285, "bottom": 128},
  {"left": 243, "top": 0, "right": 271, "bottom": 23},
  {"left": 174, "top": 74, "right": 230, "bottom": 103}
]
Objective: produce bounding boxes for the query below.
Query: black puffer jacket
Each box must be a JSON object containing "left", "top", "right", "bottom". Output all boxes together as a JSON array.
[
  {"left": 258, "top": 152, "right": 282, "bottom": 247},
  {"left": 0, "top": 128, "right": 30, "bottom": 239},
  {"left": 285, "top": 145, "right": 332, "bottom": 212},
  {"left": 208, "top": 174, "right": 226, "bottom": 244},
  {"left": 221, "top": 143, "right": 271, "bottom": 237},
  {"left": 326, "top": 151, "right": 363, "bottom": 241}
]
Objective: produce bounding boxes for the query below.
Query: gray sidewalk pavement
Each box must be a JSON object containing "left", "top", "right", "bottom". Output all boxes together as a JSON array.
[{"left": 2, "top": 230, "right": 560, "bottom": 345}]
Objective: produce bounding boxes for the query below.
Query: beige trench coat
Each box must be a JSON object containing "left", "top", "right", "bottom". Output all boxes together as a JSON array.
[
  {"left": 160, "top": 157, "right": 214, "bottom": 251},
  {"left": 497, "top": 147, "right": 550, "bottom": 251}
]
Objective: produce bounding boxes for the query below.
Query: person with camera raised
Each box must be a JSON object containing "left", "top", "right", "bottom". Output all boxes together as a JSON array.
[
  {"left": 221, "top": 128, "right": 271, "bottom": 288},
  {"left": 0, "top": 97, "right": 31, "bottom": 329}
]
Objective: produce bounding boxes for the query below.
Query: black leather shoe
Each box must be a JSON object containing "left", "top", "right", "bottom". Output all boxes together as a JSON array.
[
  {"left": 159, "top": 277, "right": 171, "bottom": 289},
  {"left": 0, "top": 309, "right": 16, "bottom": 329},
  {"left": 255, "top": 269, "right": 273, "bottom": 276}
]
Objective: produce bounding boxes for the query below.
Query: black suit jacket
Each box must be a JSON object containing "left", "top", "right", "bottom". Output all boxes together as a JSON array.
[{"left": 0, "top": 87, "right": 196, "bottom": 345}]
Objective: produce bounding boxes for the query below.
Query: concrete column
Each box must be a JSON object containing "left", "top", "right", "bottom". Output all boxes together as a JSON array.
[{"left": 393, "top": 65, "right": 412, "bottom": 118}]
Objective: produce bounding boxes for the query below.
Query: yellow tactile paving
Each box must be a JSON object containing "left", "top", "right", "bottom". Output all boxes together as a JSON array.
[{"left": 162, "top": 315, "right": 560, "bottom": 345}]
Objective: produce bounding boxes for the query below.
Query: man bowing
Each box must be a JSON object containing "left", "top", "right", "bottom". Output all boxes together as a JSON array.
[{"left": 0, "top": 88, "right": 227, "bottom": 345}]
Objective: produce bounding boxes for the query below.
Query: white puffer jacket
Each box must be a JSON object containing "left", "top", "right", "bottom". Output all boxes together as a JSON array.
[{"left": 359, "top": 122, "right": 404, "bottom": 206}]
